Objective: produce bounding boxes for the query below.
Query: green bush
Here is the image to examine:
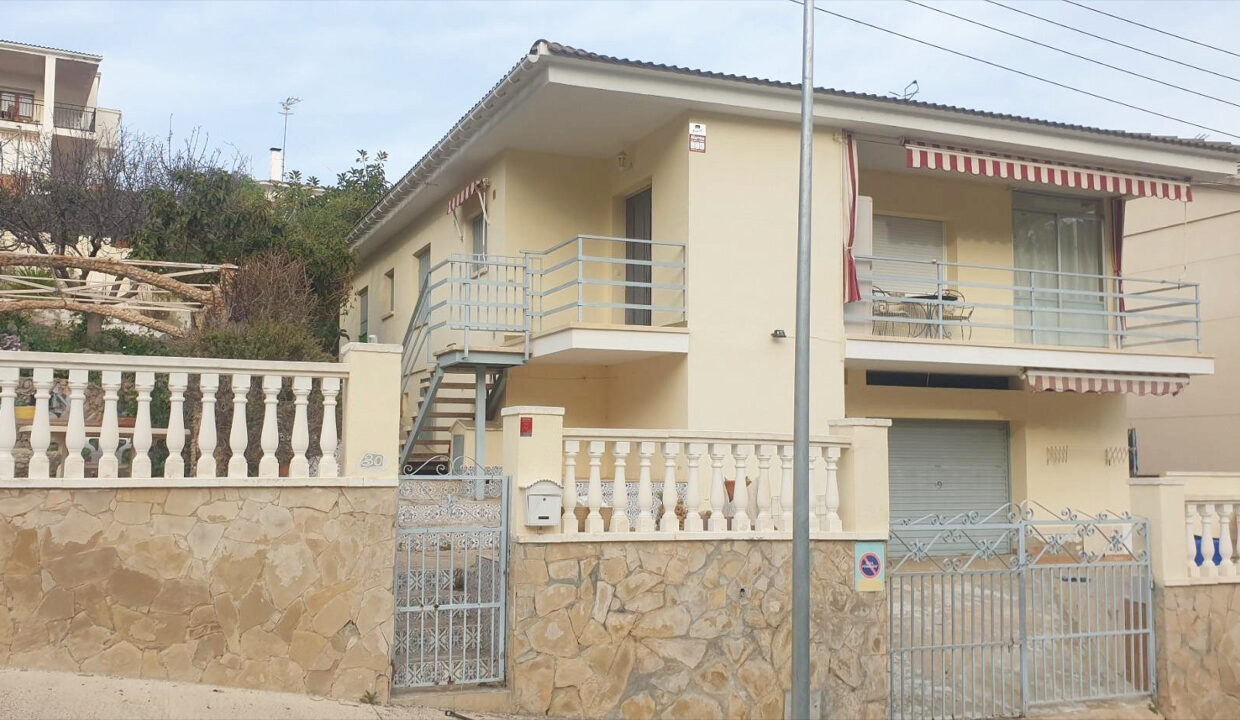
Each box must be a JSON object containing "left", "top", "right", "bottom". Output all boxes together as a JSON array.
[{"left": 175, "top": 319, "right": 331, "bottom": 362}]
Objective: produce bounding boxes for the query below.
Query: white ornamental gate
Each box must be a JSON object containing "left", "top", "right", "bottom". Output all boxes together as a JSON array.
[
  {"left": 888, "top": 502, "right": 1155, "bottom": 720},
  {"left": 392, "top": 473, "right": 509, "bottom": 689}
]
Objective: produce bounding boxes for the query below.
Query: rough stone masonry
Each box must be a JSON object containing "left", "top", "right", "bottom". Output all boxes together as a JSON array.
[
  {"left": 509, "top": 539, "right": 888, "bottom": 720},
  {"left": 0, "top": 486, "right": 396, "bottom": 702}
]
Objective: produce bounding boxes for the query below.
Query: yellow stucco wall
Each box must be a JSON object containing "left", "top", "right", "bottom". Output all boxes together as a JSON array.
[
  {"left": 683, "top": 114, "right": 847, "bottom": 431},
  {"left": 1125, "top": 186, "right": 1240, "bottom": 474},
  {"left": 845, "top": 370, "right": 1133, "bottom": 515}
]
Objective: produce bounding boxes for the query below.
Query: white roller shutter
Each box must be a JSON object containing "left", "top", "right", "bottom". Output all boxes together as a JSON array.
[
  {"left": 872, "top": 215, "right": 945, "bottom": 294},
  {"left": 889, "top": 419, "right": 1011, "bottom": 554}
]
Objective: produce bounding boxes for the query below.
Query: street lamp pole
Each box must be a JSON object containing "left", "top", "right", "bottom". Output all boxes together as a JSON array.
[{"left": 791, "top": 0, "right": 815, "bottom": 718}]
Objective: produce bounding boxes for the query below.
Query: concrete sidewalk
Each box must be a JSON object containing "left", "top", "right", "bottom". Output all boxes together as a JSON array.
[{"left": 0, "top": 668, "right": 521, "bottom": 720}]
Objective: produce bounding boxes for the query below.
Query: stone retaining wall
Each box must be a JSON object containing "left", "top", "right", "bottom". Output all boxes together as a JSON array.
[
  {"left": 1156, "top": 584, "right": 1240, "bottom": 719},
  {"left": 0, "top": 486, "right": 395, "bottom": 702},
  {"left": 509, "top": 539, "right": 887, "bottom": 720}
]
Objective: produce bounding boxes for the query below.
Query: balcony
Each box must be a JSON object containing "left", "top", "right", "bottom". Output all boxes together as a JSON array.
[
  {"left": 0, "top": 99, "right": 41, "bottom": 125},
  {"left": 402, "top": 235, "right": 687, "bottom": 375},
  {"left": 0, "top": 102, "right": 100, "bottom": 132},
  {"left": 850, "top": 254, "right": 1200, "bottom": 350},
  {"left": 52, "top": 102, "right": 96, "bottom": 132},
  {"left": 845, "top": 254, "right": 1209, "bottom": 377}
]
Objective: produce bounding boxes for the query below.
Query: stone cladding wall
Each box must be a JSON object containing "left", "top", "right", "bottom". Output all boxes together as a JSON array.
[
  {"left": 0, "top": 486, "right": 395, "bottom": 702},
  {"left": 509, "top": 539, "right": 887, "bottom": 720}
]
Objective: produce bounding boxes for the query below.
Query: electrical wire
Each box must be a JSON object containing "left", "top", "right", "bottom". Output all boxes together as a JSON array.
[
  {"left": 787, "top": 0, "right": 1240, "bottom": 141},
  {"left": 905, "top": 0, "right": 1240, "bottom": 111},
  {"left": 1063, "top": 0, "right": 1240, "bottom": 60},
  {"left": 985, "top": 0, "right": 1240, "bottom": 86}
]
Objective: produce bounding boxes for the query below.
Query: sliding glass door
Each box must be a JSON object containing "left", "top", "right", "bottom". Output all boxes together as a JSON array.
[{"left": 1013, "top": 192, "right": 1107, "bottom": 347}]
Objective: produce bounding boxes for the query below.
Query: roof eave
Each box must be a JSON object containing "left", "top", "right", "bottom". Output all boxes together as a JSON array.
[{"left": 347, "top": 45, "right": 550, "bottom": 256}]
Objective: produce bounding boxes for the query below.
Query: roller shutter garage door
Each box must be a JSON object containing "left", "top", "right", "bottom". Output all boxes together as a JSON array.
[{"left": 889, "top": 419, "right": 1011, "bottom": 554}]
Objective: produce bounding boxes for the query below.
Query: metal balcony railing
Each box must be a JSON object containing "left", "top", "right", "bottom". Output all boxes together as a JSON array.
[
  {"left": 399, "top": 235, "right": 688, "bottom": 382},
  {"left": 523, "top": 235, "right": 687, "bottom": 331},
  {"left": 0, "top": 99, "right": 41, "bottom": 125},
  {"left": 849, "top": 254, "right": 1201, "bottom": 352},
  {"left": 52, "top": 103, "right": 96, "bottom": 132}
]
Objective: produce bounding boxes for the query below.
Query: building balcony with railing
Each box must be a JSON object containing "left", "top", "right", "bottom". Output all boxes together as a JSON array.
[{"left": 402, "top": 234, "right": 687, "bottom": 376}]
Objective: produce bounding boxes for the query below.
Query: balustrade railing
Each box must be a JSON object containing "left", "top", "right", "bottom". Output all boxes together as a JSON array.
[
  {"left": 1184, "top": 498, "right": 1239, "bottom": 580},
  {"left": 52, "top": 103, "right": 96, "bottom": 132},
  {"left": 0, "top": 350, "right": 348, "bottom": 482},
  {"left": 559, "top": 429, "right": 847, "bottom": 536},
  {"left": 1130, "top": 473, "right": 1240, "bottom": 586}
]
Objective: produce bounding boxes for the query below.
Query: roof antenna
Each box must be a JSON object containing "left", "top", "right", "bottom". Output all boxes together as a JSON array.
[{"left": 888, "top": 80, "right": 919, "bottom": 100}]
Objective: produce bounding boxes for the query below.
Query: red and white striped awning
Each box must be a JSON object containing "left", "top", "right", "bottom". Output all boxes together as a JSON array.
[
  {"left": 446, "top": 179, "right": 489, "bottom": 214},
  {"left": 905, "top": 142, "right": 1192, "bottom": 201},
  {"left": 1023, "top": 368, "right": 1188, "bottom": 396}
]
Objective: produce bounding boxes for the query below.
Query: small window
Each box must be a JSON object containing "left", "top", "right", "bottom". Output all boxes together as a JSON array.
[
  {"left": 384, "top": 269, "right": 395, "bottom": 314},
  {"left": 358, "top": 287, "right": 369, "bottom": 342},
  {"left": 470, "top": 213, "right": 487, "bottom": 257}
]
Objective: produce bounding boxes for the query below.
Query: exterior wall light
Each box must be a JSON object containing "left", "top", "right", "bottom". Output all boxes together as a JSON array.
[{"left": 771, "top": 329, "right": 787, "bottom": 339}]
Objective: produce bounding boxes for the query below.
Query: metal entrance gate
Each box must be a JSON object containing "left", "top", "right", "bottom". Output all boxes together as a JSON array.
[
  {"left": 393, "top": 473, "right": 509, "bottom": 688},
  {"left": 888, "top": 502, "right": 1155, "bottom": 720}
]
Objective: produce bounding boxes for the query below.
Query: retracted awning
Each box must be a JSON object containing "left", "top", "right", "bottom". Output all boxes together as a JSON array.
[
  {"left": 905, "top": 141, "right": 1192, "bottom": 201},
  {"left": 446, "top": 178, "right": 489, "bottom": 214},
  {"left": 1022, "top": 368, "right": 1188, "bottom": 396}
]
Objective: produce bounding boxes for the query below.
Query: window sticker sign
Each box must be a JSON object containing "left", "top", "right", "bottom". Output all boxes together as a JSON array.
[{"left": 854, "top": 541, "right": 885, "bottom": 592}]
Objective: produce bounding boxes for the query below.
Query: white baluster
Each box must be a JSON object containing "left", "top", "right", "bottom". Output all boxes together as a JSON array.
[
  {"left": 165, "top": 373, "right": 187, "bottom": 479},
  {"left": 562, "top": 440, "right": 579, "bottom": 534},
  {"left": 611, "top": 441, "right": 630, "bottom": 533},
  {"left": 660, "top": 442, "right": 681, "bottom": 533},
  {"left": 62, "top": 370, "right": 87, "bottom": 479},
  {"left": 226, "top": 374, "right": 250, "bottom": 478},
  {"left": 779, "top": 444, "right": 794, "bottom": 532},
  {"left": 130, "top": 371, "right": 154, "bottom": 479},
  {"left": 318, "top": 377, "right": 340, "bottom": 478},
  {"left": 822, "top": 445, "right": 843, "bottom": 533},
  {"left": 26, "top": 368, "right": 53, "bottom": 479},
  {"left": 258, "top": 375, "right": 280, "bottom": 478},
  {"left": 731, "top": 444, "right": 752, "bottom": 531},
  {"left": 585, "top": 440, "right": 605, "bottom": 534},
  {"left": 289, "top": 376, "right": 311, "bottom": 477},
  {"left": 0, "top": 367, "right": 16, "bottom": 479},
  {"left": 1187, "top": 503, "right": 1201, "bottom": 578},
  {"left": 708, "top": 443, "right": 728, "bottom": 532},
  {"left": 1201, "top": 503, "right": 1219, "bottom": 577},
  {"left": 755, "top": 444, "right": 774, "bottom": 532},
  {"left": 684, "top": 443, "right": 704, "bottom": 532},
  {"left": 98, "top": 370, "right": 121, "bottom": 479},
  {"left": 1219, "top": 503, "right": 1236, "bottom": 577},
  {"left": 636, "top": 441, "right": 655, "bottom": 532},
  {"left": 196, "top": 373, "right": 218, "bottom": 478}
]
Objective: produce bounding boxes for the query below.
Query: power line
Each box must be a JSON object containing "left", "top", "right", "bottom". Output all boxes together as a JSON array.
[
  {"left": 788, "top": 0, "right": 1240, "bottom": 141},
  {"left": 1063, "top": 0, "right": 1240, "bottom": 60},
  {"left": 985, "top": 0, "right": 1240, "bottom": 86},
  {"left": 906, "top": 0, "right": 1240, "bottom": 111}
]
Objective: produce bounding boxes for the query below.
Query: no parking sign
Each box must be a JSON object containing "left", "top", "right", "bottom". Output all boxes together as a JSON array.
[{"left": 854, "top": 541, "right": 885, "bottom": 592}]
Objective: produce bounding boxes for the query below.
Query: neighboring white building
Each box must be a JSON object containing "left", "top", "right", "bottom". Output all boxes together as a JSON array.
[{"left": 0, "top": 38, "right": 122, "bottom": 175}]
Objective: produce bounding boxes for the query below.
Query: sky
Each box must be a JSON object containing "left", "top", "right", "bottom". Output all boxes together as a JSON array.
[{"left": 5, "top": 1, "right": 1240, "bottom": 183}]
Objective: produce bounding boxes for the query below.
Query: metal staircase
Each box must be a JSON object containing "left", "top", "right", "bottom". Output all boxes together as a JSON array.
[{"left": 399, "top": 254, "right": 530, "bottom": 474}]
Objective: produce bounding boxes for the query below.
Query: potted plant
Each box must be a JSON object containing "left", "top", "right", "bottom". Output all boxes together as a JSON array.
[{"left": 14, "top": 396, "right": 35, "bottom": 424}]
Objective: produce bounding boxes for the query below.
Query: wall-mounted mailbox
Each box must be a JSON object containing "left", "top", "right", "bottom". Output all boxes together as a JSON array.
[{"left": 524, "top": 480, "right": 562, "bottom": 527}]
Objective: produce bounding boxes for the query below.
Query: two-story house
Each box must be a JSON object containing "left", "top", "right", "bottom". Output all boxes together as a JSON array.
[
  {"left": 0, "top": 38, "right": 121, "bottom": 175},
  {"left": 344, "top": 41, "right": 1238, "bottom": 526}
]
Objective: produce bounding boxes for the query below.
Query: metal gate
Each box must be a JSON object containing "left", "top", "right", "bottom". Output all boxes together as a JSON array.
[
  {"left": 393, "top": 473, "right": 509, "bottom": 688},
  {"left": 888, "top": 502, "right": 1155, "bottom": 720}
]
